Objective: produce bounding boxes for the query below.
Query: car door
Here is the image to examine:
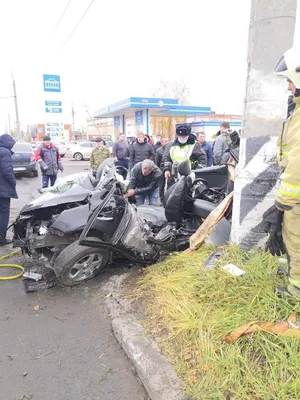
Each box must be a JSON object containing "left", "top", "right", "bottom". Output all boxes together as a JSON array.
[
  {"left": 78, "top": 143, "right": 91, "bottom": 159},
  {"left": 86, "top": 142, "right": 96, "bottom": 159}
]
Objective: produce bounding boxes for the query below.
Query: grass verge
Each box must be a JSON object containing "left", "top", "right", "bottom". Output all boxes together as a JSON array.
[{"left": 134, "top": 246, "right": 300, "bottom": 400}]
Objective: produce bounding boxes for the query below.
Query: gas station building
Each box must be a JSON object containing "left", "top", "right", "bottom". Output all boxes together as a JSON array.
[{"left": 90, "top": 97, "right": 242, "bottom": 141}]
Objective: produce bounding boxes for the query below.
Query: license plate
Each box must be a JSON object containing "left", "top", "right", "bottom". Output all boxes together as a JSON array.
[{"left": 14, "top": 167, "right": 26, "bottom": 171}]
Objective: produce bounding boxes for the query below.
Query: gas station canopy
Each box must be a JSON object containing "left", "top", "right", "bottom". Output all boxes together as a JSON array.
[
  {"left": 93, "top": 97, "right": 211, "bottom": 119},
  {"left": 93, "top": 97, "right": 212, "bottom": 135}
]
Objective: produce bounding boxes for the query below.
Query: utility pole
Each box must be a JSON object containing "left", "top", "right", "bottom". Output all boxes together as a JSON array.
[
  {"left": 231, "top": 0, "right": 298, "bottom": 249},
  {"left": 12, "top": 77, "right": 21, "bottom": 140},
  {"left": 72, "top": 103, "right": 76, "bottom": 133},
  {"left": 8, "top": 113, "right": 11, "bottom": 134}
]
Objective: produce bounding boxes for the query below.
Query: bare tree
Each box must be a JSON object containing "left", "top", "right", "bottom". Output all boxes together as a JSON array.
[{"left": 151, "top": 79, "right": 190, "bottom": 138}]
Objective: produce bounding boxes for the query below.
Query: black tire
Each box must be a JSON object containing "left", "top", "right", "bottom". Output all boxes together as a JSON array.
[
  {"left": 74, "top": 152, "right": 83, "bottom": 161},
  {"left": 32, "top": 170, "right": 38, "bottom": 177},
  {"left": 53, "top": 239, "right": 109, "bottom": 286}
]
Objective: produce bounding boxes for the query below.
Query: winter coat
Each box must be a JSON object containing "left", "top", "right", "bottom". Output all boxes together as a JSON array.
[
  {"left": 0, "top": 134, "right": 18, "bottom": 199},
  {"left": 200, "top": 141, "right": 213, "bottom": 166},
  {"left": 213, "top": 134, "right": 228, "bottom": 165},
  {"left": 154, "top": 142, "right": 162, "bottom": 151},
  {"left": 276, "top": 97, "right": 300, "bottom": 208},
  {"left": 35, "top": 144, "right": 63, "bottom": 175},
  {"left": 155, "top": 142, "right": 173, "bottom": 169},
  {"left": 129, "top": 140, "right": 154, "bottom": 169},
  {"left": 164, "top": 135, "right": 207, "bottom": 171},
  {"left": 90, "top": 147, "right": 111, "bottom": 171},
  {"left": 127, "top": 162, "right": 162, "bottom": 195},
  {"left": 112, "top": 141, "right": 130, "bottom": 160}
]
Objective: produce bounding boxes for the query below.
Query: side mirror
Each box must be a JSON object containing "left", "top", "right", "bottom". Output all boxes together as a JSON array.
[{"left": 178, "top": 161, "right": 191, "bottom": 177}]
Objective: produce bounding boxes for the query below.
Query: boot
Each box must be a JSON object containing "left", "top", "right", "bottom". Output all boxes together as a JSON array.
[
  {"left": 0, "top": 232, "right": 12, "bottom": 246},
  {"left": 0, "top": 237, "right": 12, "bottom": 246}
]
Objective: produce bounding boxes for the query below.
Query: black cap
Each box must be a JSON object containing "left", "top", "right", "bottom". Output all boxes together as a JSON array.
[
  {"left": 43, "top": 135, "right": 51, "bottom": 141},
  {"left": 95, "top": 137, "right": 104, "bottom": 143},
  {"left": 176, "top": 124, "right": 191, "bottom": 137}
]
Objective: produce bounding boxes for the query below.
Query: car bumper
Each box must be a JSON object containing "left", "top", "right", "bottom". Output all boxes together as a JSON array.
[{"left": 13, "top": 162, "right": 37, "bottom": 173}]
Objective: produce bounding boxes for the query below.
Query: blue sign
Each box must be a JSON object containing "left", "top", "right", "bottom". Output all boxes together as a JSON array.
[
  {"left": 114, "top": 116, "right": 120, "bottom": 127},
  {"left": 45, "top": 100, "right": 62, "bottom": 107},
  {"left": 45, "top": 107, "right": 62, "bottom": 113},
  {"left": 135, "top": 110, "right": 143, "bottom": 125},
  {"left": 43, "top": 74, "right": 61, "bottom": 93}
]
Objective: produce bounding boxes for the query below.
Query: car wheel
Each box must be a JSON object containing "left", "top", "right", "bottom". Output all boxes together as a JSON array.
[
  {"left": 74, "top": 152, "right": 83, "bottom": 161},
  {"left": 32, "top": 170, "right": 38, "bottom": 177},
  {"left": 53, "top": 239, "right": 109, "bottom": 286}
]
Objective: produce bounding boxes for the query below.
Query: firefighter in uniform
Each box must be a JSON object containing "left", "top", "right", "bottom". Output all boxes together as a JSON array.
[{"left": 263, "top": 47, "right": 300, "bottom": 297}]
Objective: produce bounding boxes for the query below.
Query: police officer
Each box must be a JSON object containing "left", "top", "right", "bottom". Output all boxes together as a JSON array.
[
  {"left": 263, "top": 47, "right": 300, "bottom": 297},
  {"left": 164, "top": 124, "right": 207, "bottom": 181}
]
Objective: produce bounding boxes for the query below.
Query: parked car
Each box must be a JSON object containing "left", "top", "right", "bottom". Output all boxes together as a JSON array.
[
  {"left": 67, "top": 142, "right": 97, "bottom": 161},
  {"left": 12, "top": 142, "right": 38, "bottom": 177},
  {"left": 53, "top": 141, "right": 66, "bottom": 157},
  {"left": 104, "top": 139, "right": 114, "bottom": 153},
  {"left": 31, "top": 141, "right": 42, "bottom": 150}
]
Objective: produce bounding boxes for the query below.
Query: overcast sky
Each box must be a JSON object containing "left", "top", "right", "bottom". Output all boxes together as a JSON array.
[{"left": 0, "top": 0, "right": 251, "bottom": 133}]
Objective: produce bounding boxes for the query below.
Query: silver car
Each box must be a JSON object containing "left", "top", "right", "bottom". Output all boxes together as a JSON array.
[{"left": 67, "top": 142, "right": 97, "bottom": 161}]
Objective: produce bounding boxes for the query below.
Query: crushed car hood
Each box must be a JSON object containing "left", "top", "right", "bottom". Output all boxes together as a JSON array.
[{"left": 20, "top": 185, "right": 92, "bottom": 213}]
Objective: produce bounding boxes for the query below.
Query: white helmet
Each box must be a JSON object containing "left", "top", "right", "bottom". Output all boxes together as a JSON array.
[{"left": 274, "top": 47, "right": 300, "bottom": 89}]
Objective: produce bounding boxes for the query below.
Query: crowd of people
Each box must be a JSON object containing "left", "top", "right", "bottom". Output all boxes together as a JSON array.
[{"left": 112, "top": 122, "right": 239, "bottom": 207}]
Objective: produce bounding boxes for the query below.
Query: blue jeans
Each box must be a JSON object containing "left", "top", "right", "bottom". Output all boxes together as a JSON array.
[
  {"left": 115, "top": 159, "right": 129, "bottom": 169},
  {"left": 42, "top": 175, "right": 57, "bottom": 188},
  {"left": 0, "top": 198, "right": 10, "bottom": 236},
  {"left": 135, "top": 189, "right": 159, "bottom": 206}
]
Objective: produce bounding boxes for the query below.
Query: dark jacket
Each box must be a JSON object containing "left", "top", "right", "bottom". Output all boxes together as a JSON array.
[
  {"left": 35, "top": 144, "right": 63, "bottom": 175},
  {"left": 154, "top": 142, "right": 162, "bottom": 151},
  {"left": 0, "top": 134, "right": 18, "bottom": 199},
  {"left": 129, "top": 140, "right": 154, "bottom": 168},
  {"left": 200, "top": 141, "right": 213, "bottom": 167},
  {"left": 164, "top": 135, "right": 207, "bottom": 171},
  {"left": 127, "top": 162, "right": 162, "bottom": 195},
  {"left": 112, "top": 141, "right": 130, "bottom": 160},
  {"left": 155, "top": 142, "right": 173, "bottom": 169},
  {"left": 213, "top": 134, "right": 228, "bottom": 165}
]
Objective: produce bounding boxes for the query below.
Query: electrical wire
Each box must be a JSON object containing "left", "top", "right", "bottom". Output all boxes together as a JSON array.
[
  {"left": 61, "top": 0, "right": 95, "bottom": 49},
  {"left": 52, "top": 0, "right": 73, "bottom": 37}
]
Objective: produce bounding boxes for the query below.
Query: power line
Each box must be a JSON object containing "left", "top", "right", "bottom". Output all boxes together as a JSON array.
[
  {"left": 61, "top": 0, "right": 95, "bottom": 49},
  {"left": 52, "top": 0, "right": 72, "bottom": 37}
]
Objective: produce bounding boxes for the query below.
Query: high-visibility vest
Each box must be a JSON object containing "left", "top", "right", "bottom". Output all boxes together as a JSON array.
[{"left": 170, "top": 143, "right": 195, "bottom": 165}]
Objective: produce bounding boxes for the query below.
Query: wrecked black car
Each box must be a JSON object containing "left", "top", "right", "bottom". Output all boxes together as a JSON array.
[{"left": 13, "top": 159, "right": 233, "bottom": 286}]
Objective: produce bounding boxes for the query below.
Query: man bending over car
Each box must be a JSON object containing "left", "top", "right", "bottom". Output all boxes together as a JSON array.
[{"left": 124, "top": 159, "right": 162, "bottom": 206}]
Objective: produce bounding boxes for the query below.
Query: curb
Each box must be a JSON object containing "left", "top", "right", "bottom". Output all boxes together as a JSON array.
[{"left": 103, "top": 274, "right": 187, "bottom": 400}]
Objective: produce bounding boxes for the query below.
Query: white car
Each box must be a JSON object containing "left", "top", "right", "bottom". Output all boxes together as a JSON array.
[
  {"left": 67, "top": 142, "right": 97, "bottom": 161},
  {"left": 53, "top": 141, "right": 67, "bottom": 157}
]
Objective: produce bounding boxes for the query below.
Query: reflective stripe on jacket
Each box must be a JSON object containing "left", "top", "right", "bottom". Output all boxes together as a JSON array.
[
  {"left": 276, "top": 97, "right": 300, "bottom": 207},
  {"left": 169, "top": 143, "right": 195, "bottom": 165}
]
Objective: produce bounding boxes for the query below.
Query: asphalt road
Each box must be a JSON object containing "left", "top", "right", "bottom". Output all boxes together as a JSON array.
[{"left": 0, "top": 159, "right": 147, "bottom": 400}]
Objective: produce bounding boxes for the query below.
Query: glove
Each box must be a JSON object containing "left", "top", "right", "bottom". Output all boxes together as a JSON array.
[{"left": 263, "top": 205, "right": 285, "bottom": 256}]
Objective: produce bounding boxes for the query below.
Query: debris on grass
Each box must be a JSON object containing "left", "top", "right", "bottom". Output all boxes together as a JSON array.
[
  {"left": 134, "top": 245, "right": 300, "bottom": 400},
  {"left": 222, "top": 263, "right": 245, "bottom": 276},
  {"left": 223, "top": 312, "right": 300, "bottom": 343}
]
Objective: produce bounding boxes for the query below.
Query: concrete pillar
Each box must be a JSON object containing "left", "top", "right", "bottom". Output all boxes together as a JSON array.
[
  {"left": 231, "top": 0, "right": 298, "bottom": 249},
  {"left": 122, "top": 114, "right": 126, "bottom": 134},
  {"left": 135, "top": 110, "right": 150, "bottom": 135},
  {"left": 294, "top": 0, "right": 300, "bottom": 47}
]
